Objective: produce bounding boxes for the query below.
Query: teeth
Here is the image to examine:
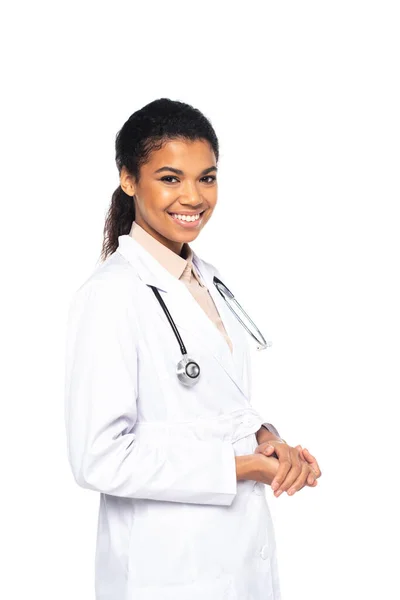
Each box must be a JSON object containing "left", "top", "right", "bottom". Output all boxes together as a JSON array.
[{"left": 170, "top": 213, "right": 201, "bottom": 222}]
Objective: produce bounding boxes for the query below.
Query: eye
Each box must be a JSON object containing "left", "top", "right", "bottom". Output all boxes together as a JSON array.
[
  {"left": 160, "top": 176, "right": 179, "bottom": 184},
  {"left": 160, "top": 175, "right": 216, "bottom": 184}
]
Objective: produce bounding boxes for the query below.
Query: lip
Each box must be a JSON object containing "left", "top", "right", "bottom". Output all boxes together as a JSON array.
[
  {"left": 167, "top": 210, "right": 206, "bottom": 229},
  {"left": 167, "top": 210, "right": 206, "bottom": 215}
]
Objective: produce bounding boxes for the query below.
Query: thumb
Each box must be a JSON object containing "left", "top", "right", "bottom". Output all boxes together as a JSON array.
[{"left": 263, "top": 444, "right": 276, "bottom": 454}]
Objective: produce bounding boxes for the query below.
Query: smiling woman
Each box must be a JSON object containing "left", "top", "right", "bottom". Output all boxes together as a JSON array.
[
  {"left": 100, "top": 101, "right": 221, "bottom": 258},
  {"left": 118, "top": 137, "right": 218, "bottom": 248},
  {"left": 64, "top": 98, "right": 304, "bottom": 600}
]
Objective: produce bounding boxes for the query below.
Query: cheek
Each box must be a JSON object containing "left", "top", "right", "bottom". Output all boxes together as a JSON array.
[
  {"left": 141, "top": 192, "right": 175, "bottom": 219},
  {"left": 200, "top": 210, "right": 214, "bottom": 228},
  {"left": 144, "top": 181, "right": 175, "bottom": 207},
  {"left": 157, "top": 187, "right": 176, "bottom": 204},
  {"left": 207, "top": 190, "right": 218, "bottom": 209},
  {"left": 205, "top": 198, "right": 217, "bottom": 216}
]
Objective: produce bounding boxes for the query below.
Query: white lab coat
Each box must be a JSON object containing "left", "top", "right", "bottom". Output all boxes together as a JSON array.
[{"left": 64, "top": 233, "right": 281, "bottom": 600}]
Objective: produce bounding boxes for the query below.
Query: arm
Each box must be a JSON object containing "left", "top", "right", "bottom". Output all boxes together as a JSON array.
[
  {"left": 235, "top": 453, "right": 279, "bottom": 485},
  {"left": 64, "top": 279, "right": 237, "bottom": 506},
  {"left": 256, "top": 423, "right": 285, "bottom": 445},
  {"left": 255, "top": 425, "right": 284, "bottom": 459}
]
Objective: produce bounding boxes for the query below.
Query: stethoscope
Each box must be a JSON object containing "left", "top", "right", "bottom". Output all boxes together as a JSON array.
[{"left": 149, "top": 275, "right": 272, "bottom": 387}]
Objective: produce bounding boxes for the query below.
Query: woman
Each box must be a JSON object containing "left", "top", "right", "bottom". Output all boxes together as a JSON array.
[{"left": 64, "top": 98, "right": 321, "bottom": 600}]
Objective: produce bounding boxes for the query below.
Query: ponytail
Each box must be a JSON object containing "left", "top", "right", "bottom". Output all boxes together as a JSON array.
[{"left": 100, "top": 186, "right": 135, "bottom": 262}]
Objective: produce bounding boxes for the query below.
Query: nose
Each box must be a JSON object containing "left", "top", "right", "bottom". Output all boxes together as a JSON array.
[{"left": 180, "top": 180, "right": 202, "bottom": 206}]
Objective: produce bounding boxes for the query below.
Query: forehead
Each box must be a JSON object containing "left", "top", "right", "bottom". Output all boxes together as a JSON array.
[{"left": 143, "top": 138, "right": 216, "bottom": 171}]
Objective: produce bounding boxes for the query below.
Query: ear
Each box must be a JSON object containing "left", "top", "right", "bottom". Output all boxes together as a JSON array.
[{"left": 120, "top": 166, "right": 135, "bottom": 196}]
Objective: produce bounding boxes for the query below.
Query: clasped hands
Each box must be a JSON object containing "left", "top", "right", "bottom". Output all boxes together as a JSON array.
[{"left": 254, "top": 429, "right": 322, "bottom": 498}]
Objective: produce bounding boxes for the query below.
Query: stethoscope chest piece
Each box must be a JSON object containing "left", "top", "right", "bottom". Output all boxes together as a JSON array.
[
  {"left": 176, "top": 355, "right": 201, "bottom": 387},
  {"left": 149, "top": 271, "right": 271, "bottom": 388}
]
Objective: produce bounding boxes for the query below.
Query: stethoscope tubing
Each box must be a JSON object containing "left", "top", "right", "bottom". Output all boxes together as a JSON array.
[
  {"left": 149, "top": 275, "right": 270, "bottom": 386},
  {"left": 213, "top": 276, "right": 269, "bottom": 350},
  {"left": 150, "top": 285, "right": 188, "bottom": 356}
]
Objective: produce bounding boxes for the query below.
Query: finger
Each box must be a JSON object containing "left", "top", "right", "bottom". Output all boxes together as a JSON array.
[
  {"left": 296, "top": 445, "right": 307, "bottom": 462},
  {"left": 298, "top": 448, "right": 307, "bottom": 462},
  {"left": 301, "top": 448, "right": 317, "bottom": 470},
  {"left": 288, "top": 446, "right": 316, "bottom": 481},
  {"left": 262, "top": 445, "right": 276, "bottom": 455},
  {"left": 302, "top": 448, "right": 322, "bottom": 478},
  {"left": 255, "top": 444, "right": 275, "bottom": 455},
  {"left": 274, "top": 454, "right": 303, "bottom": 495},
  {"left": 272, "top": 449, "right": 300, "bottom": 494},
  {"left": 270, "top": 451, "right": 292, "bottom": 492},
  {"left": 302, "top": 448, "right": 316, "bottom": 462},
  {"left": 307, "top": 471, "right": 316, "bottom": 486},
  {"left": 287, "top": 462, "right": 312, "bottom": 496}
]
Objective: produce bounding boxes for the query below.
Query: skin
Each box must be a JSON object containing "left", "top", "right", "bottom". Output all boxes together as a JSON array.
[
  {"left": 255, "top": 428, "right": 321, "bottom": 495},
  {"left": 255, "top": 442, "right": 321, "bottom": 496},
  {"left": 120, "top": 138, "right": 217, "bottom": 256},
  {"left": 120, "top": 137, "right": 322, "bottom": 496}
]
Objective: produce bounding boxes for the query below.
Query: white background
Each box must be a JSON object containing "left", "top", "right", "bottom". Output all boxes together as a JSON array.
[{"left": 1, "top": 1, "right": 399, "bottom": 598}]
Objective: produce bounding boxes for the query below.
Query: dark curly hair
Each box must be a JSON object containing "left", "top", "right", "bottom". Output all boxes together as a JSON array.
[{"left": 100, "top": 98, "right": 220, "bottom": 262}]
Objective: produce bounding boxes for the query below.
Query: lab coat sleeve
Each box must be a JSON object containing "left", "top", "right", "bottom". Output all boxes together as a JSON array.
[
  {"left": 64, "top": 278, "right": 237, "bottom": 506},
  {"left": 261, "top": 423, "right": 281, "bottom": 438}
]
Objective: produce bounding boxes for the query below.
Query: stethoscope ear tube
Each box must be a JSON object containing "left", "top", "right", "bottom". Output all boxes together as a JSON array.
[
  {"left": 213, "top": 276, "right": 271, "bottom": 350},
  {"left": 149, "top": 274, "right": 271, "bottom": 387}
]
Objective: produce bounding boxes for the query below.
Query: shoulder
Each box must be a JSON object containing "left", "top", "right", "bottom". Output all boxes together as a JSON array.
[
  {"left": 76, "top": 250, "right": 140, "bottom": 293},
  {"left": 67, "top": 251, "right": 140, "bottom": 320}
]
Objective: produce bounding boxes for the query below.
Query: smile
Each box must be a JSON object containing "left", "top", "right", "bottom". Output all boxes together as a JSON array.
[{"left": 167, "top": 210, "right": 206, "bottom": 228}]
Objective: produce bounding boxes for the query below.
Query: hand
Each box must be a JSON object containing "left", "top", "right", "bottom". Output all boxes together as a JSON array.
[
  {"left": 297, "top": 446, "right": 321, "bottom": 488},
  {"left": 235, "top": 453, "right": 279, "bottom": 486},
  {"left": 255, "top": 441, "right": 321, "bottom": 497}
]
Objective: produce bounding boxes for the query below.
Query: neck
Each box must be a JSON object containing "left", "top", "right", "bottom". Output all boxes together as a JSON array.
[{"left": 134, "top": 217, "right": 183, "bottom": 255}]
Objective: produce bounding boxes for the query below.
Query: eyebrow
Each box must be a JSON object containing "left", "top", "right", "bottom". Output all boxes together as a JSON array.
[{"left": 154, "top": 165, "right": 218, "bottom": 176}]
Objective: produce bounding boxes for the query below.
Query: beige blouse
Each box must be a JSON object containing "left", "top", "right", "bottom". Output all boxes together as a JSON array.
[
  {"left": 129, "top": 220, "right": 280, "bottom": 439},
  {"left": 130, "top": 221, "right": 233, "bottom": 353}
]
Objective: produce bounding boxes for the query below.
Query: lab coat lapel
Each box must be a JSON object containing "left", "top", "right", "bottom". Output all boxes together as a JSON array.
[
  {"left": 191, "top": 252, "right": 247, "bottom": 398},
  {"left": 116, "top": 235, "right": 247, "bottom": 399}
]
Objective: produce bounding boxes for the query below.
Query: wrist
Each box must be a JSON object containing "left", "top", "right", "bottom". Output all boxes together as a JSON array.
[
  {"left": 235, "top": 455, "right": 261, "bottom": 481},
  {"left": 256, "top": 427, "right": 282, "bottom": 445}
]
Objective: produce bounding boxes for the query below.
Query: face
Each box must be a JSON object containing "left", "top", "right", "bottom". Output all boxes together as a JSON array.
[{"left": 120, "top": 138, "right": 218, "bottom": 254}]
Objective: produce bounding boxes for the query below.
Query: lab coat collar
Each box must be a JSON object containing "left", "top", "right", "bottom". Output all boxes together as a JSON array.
[
  {"left": 116, "top": 234, "right": 248, "bottom": 400},
  {"left": 129, "top": 220, "right": 200, "bottom": 283}
]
